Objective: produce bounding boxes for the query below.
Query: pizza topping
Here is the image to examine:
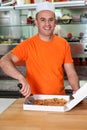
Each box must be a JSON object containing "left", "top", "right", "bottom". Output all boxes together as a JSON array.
[{"left": 34, "top": 98, "right": 67, "bottom": 106}]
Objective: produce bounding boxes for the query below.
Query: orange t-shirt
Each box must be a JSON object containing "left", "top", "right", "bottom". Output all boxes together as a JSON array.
[{"left": 11, "top": 34, "right": 73, "bottom": 95}]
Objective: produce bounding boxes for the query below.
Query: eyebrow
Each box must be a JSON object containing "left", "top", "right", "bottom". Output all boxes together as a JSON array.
[{"left": 40, "top": 17, "right": 55, "bottom": 20}]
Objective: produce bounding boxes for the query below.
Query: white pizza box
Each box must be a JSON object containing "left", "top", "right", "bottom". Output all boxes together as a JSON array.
[
  {"left": 23, "top": 95, "right": 70, "bottom": 112},
  {"left": 23, "top": 83, "right": 87, "bottom": 112}
]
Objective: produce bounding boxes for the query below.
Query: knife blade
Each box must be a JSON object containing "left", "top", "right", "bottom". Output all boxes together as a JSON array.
[{"left": 17, "top": 83, "right": 35, "bottom": 104}]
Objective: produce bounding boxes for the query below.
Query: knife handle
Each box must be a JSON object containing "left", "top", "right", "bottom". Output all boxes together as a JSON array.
[
  {"left": 17, "top": 83, "right": 33, "bottom": 96},
  {"left": 17, "top": 83, "right": 22, "bottom": 89}
]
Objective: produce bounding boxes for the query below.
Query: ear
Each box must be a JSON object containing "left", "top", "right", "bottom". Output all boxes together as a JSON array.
[
  {"left": 55, "top": 19, "right": 57, "bottom": 25},
  {"left": 34, "top": 19, "right": 38, "bottom": 27},
  {"left": 55, "top": 19, "right": 57, "bottom": 27}
]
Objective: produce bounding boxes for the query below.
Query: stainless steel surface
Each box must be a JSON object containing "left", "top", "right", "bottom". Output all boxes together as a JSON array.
[
  {"left": 64, "top": 80, "right": 87, "bottom": 90},
  {"left": 0, "top": 79, "right": 86, "bottom": 91},
  {"left": 0, "top": 10, "right": 21, "bottom": 39},
  {"left": 0, "top": 6, "right": 13, "bottom": 11},
  {"left": 0, "top": 44, "right": 16, "bottom": 55},
  {"left": 0, "top": 80, "right": 18, "bottom": 91}
]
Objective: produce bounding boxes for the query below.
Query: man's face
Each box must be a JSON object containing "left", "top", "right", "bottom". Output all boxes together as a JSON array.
[{"left": 35, "top": 10, "right": 56, "bottom": 37}]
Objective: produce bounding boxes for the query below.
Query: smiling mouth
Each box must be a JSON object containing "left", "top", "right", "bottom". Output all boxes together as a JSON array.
[{"left": 44, "top": 26, "right": 51, "bottom": 30}]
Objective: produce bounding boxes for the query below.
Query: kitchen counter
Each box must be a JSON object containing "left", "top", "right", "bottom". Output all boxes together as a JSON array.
[
  {"left": 0, "top": 79, "right": 87, "bottom": 98},
  {"left": 0, "top": 98, "right": 87, "bottom": 130}
]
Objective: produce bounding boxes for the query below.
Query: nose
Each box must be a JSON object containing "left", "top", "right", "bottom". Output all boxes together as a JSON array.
[{"left": 45, "top": 20, "right": 50, "bottom": 25}]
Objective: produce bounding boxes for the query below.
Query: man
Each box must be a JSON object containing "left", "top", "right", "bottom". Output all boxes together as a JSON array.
[{"left": 0, "top": 2, "right": 80, "bottom": 98}]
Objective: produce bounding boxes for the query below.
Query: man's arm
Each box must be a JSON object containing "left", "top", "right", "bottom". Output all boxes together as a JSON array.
[
  {"left": 0, "top": 52, "right": 31, "bottom": 98},
  {"left": 64, "top": 63, "right": 80, "bottom": 94}
]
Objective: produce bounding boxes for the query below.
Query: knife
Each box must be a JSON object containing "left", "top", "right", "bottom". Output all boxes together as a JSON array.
[{"left": 17, "top": 83, "right": 35, "bottom": 105}]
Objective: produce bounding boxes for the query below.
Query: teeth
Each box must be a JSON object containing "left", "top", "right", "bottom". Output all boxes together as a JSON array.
[{"left": 45, "top": 27, "right": 50, "bottom": 30}]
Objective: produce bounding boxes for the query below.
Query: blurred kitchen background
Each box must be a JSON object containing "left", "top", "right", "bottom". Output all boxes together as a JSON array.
[{"left": 0, "top": 0, "right": 87, "bottom": 97}]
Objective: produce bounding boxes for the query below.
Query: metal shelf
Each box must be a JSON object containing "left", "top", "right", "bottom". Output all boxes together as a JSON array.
[
  {"left": 14, "top": 3, "right": 37, "bottom": 10},
  {"left": 54, "top": 1, "right": 85, "bottom": 8},
  {"left": 0, "top": 1, "right": 86, "bottom": 11},
  {"left": 15, "top": 1, "right": 85, "bottom": 10},
  {"left": 0, "top": 6, "right": 14, "bottom": 11}
]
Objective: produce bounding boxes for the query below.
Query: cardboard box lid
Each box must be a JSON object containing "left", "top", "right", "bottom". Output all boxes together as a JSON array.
[{"left": 64, "top": 83, "right": 87, "bottom": 111}]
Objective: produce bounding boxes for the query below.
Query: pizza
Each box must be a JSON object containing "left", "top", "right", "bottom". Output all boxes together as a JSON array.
[{"left": 34, "top": 98, "right": 67, "bottom": 106}]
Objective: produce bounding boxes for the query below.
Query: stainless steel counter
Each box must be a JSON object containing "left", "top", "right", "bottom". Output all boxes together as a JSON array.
[{"left": 0, "top": 79, "right": 86, "bottom": 98}]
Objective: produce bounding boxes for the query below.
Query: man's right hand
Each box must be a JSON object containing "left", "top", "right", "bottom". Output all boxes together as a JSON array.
[{"left": 18, "top": 78, "right": 31, "bottom": 98}]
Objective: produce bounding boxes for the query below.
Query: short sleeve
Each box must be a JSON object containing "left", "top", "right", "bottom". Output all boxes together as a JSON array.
[
  {"left": 64, "top": 41, "right": 73, "bottom": 64},
  {"left": 11, "top": 40, "right": 28, "bottom": 61}
]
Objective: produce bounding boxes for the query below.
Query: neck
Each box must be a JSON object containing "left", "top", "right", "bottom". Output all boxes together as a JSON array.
[{"left": 38, "top": 34, "right": 54, "bottom": 42}]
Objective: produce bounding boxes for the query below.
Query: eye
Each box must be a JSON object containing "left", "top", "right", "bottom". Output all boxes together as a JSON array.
[
  {"left": 40, "top": 18, "right": 46, "bottom": 22},
  {"left": 49, "top": 18, "right": 55, "bottom": 22}
]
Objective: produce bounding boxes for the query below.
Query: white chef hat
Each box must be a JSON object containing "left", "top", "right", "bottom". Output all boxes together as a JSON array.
[{"left": 36, "top": 1, "right": 55, "bottom": 13}]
